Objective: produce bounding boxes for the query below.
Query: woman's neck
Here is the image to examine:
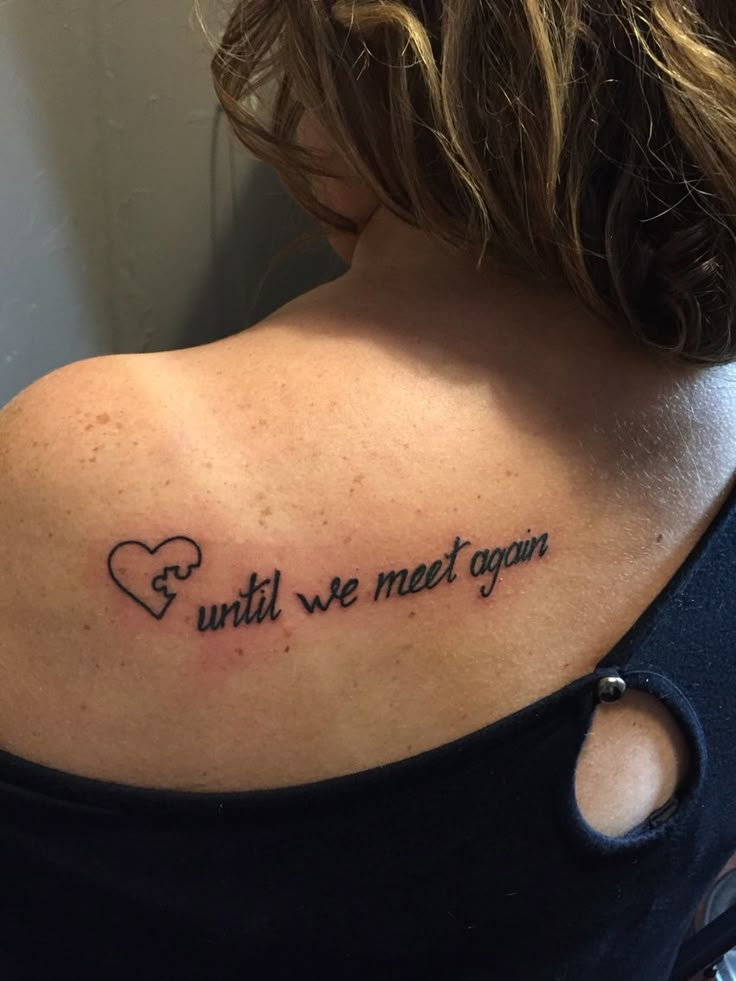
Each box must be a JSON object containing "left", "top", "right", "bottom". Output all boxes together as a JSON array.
[
  {"left": 332, "top": 207, "right": 660, "bottom": 368},
  {"left": 347, "top": 206, "right": 518, "bottom": 291}
]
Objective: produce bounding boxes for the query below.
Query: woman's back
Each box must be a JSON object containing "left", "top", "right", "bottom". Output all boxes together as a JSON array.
[
  {"left": 2, "top": 210, "right": 735, "bottom": 850},
  {"left": 2, "top": 209, "right": 736, "bottom": 981}
]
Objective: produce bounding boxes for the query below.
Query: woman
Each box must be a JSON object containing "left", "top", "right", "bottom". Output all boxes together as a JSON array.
[{"left": 0, "top": 1, "right": 735, "bottom": 978}]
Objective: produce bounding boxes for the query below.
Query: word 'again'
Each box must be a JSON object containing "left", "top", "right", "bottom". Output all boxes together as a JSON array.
[{"left": 469, "top": 532, "right": 549, "bottom": 597}]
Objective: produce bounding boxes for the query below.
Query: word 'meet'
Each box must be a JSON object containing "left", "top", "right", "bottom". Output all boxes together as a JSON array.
[{"left": 373, "top": 536, "right": 471, "bottom": 601}]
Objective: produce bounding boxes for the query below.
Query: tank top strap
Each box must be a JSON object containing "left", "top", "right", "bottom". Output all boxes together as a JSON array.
[{"left": 595, "top": 474, "right": 736, "bottom": 679}]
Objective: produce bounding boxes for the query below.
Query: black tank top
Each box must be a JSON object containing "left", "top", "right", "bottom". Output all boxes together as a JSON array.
[{"left": 1, "top": 481, "right": 736, "bottom": 980}]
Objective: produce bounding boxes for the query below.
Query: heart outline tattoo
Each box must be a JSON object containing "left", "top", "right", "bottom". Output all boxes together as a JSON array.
[{"left": 108, "top": 536, "right": 202, "bottom": 619}]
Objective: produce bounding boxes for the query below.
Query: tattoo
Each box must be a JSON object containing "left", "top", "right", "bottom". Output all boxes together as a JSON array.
[
  {"left": 107, "top": 531, "right": 550, "bottom": 628},
  {"left": 197, "top": 571, "right": 282, "bottom": 632},
  {"left": 107, "top": 537, "right": 202, "bottom": 619},
  {"left": 296, "top": 576, "right": 359, "bottom": 614},
  {"left": 373, "top": 536, "right": 470, "bottom": 601},
  {"left": 469, "top": 531, "right": 549, "bottom": 598}
]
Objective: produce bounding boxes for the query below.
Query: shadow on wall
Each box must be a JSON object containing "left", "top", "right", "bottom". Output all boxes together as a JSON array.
[
  {"left": 0, "top": 0, "right": 344, "bottom": 407},
  {"left": 0, "top": 0, "right": 120, "bottom": 397},
  {"left": 173, "top": 161, "right": 347, "bottom": 352}
]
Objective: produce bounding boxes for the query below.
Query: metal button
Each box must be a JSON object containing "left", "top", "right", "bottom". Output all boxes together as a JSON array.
[{"left": 597, "top": 674, "right": 627, "bottom": 703}]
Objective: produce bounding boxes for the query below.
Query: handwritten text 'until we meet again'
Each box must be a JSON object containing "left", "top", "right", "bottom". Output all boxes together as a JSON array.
[{"left": 107, "top": 531, "right": 549, "bottom": 630}]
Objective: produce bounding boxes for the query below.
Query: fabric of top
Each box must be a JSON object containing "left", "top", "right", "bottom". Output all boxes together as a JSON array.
[{"left": 1, "top": 482, "right": 736, "bottom": 981}]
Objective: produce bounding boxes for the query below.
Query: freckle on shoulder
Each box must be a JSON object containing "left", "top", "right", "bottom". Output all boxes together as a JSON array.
[{"left": 0, "top": 355, "right": 141, "bottom": 504}]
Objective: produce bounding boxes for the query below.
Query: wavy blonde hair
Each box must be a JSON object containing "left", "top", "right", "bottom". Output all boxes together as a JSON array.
[{"left": 202, "top": 0, "right": 736, "bottom": 365}]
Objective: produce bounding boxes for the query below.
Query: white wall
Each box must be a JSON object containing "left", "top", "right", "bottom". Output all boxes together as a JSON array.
[{"left": 0, "top": 0, "right": 342, "bottom": 406}]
